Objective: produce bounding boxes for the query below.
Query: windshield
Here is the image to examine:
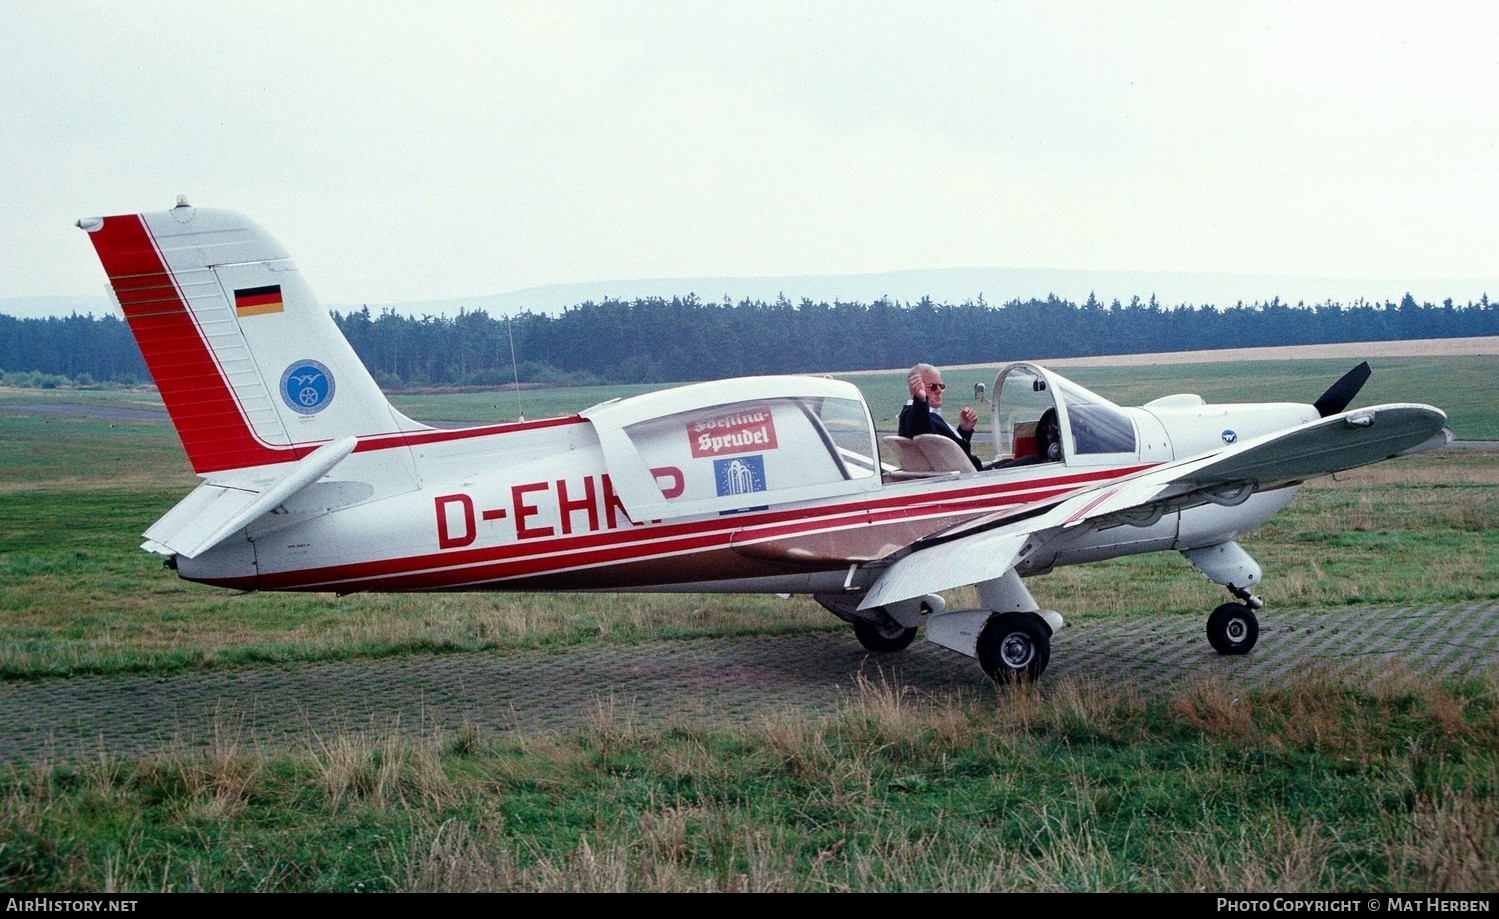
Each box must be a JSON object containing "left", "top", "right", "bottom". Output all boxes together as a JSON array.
[{"left": 1050, "top": 377, "right": 1137, "bottom": 455}]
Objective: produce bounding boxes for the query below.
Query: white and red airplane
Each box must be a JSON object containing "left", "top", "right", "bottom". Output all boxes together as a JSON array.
[{"left": 76, "top": 200, "right": 1453, "bottom": 683}]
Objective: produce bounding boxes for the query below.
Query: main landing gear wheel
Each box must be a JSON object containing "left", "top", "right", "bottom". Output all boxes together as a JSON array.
[
  {"left": 853, "top": 617, "right": 918, "bottom": 653},
  {"left": 1206, "top": 602, "right": 1259, "bottom": 655},
  {"left": 976, "top": 612, "right": 1051, "bottom": 684}
]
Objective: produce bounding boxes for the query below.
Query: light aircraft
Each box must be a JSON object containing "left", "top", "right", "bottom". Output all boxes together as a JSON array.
[{"left": 76, "top": 200, "right": 1454, "bottom": 683}]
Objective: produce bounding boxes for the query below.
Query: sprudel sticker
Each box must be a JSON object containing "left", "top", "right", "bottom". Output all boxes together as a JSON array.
[
  {"left": 689, "top": 407, "right": 778, "bottom": 458},
  {"left": 281, "top": 359, "right": 336, "bottom": 414}
]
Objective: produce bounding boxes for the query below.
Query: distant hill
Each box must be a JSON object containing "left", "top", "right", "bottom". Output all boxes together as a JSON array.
[{"left": 5, "top": 268, "right": 1495, "bottom": 319}]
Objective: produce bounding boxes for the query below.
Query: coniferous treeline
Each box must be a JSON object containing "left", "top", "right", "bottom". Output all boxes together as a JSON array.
[
  {"left": 2, "top": 292, "right": 1496, "bottom": 388},
  {"left": 0, "top": 313, "right": 148, "bottom": 385}
]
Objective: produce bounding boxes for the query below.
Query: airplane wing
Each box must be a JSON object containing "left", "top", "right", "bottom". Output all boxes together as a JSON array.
[{"left": 858, "top": 403, "right": 1451, "bottom": 610}]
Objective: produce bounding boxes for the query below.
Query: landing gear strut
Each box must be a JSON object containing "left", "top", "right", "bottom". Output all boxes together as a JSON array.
[
  {"left": 1184, "top": 542, "right": 1264, "bottom": 656},
  {"left": 817, "top": 594, "right": 938, "bottom": 655}
]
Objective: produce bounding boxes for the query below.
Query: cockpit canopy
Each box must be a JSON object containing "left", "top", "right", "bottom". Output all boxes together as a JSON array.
[
  {"left": 990, "top": 363, "right": 1138, "bottom": 465},
  {"left": 582, "top": 366, "right": 1149, "bottom": 522},
  {"left": 583, "top": 375, "right": 881, "bottom": 521}
]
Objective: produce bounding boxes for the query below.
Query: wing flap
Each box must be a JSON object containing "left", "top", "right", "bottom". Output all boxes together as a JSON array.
[{"left": 859, "top": 532, "right": 1030, "bottom": 610}]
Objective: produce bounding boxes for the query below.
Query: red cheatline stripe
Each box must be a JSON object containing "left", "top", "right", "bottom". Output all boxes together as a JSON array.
[
  {"left": 356, "top": 415, "right": 588, "bottom": 451},
  {"left": 281, "top": 530, "right": 738, "bottom": 592},
  {"left": 237, "top": 464, "right": 1158, "bottom": 592}
]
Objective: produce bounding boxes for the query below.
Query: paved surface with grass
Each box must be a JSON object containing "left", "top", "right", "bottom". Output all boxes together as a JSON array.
[{"left": 2, "top": 602, "right": 1495, "bottom": 766}]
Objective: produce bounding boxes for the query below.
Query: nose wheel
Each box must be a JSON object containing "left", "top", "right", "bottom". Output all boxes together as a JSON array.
[{"left": 1206, "top": 601, "right": 1259, "bottom": 655}]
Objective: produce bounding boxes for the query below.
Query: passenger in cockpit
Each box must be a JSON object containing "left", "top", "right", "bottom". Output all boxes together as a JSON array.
[{"left": 900, "top": 363, "right": 983, "bottom": 470}]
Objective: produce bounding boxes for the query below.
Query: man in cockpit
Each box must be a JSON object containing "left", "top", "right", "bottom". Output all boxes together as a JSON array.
[{"left": 899, "top": 363, "right": 983, "bottom": 470}]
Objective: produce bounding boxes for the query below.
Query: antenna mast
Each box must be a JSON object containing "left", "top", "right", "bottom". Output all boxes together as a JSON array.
[{"left": 507, "top": 316, "right": 524, "bottom": 422}]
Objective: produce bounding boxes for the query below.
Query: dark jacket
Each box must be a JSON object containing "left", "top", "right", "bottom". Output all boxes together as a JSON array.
[{"left": 898, "top": 399, "right": 982, "bottom": 470}]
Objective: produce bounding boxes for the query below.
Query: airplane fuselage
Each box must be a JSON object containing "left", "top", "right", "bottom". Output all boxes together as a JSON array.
[{"left": 180, "top": 411, "right": 1296, "bottom": 600}]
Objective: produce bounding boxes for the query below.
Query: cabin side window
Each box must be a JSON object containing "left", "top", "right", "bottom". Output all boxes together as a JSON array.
[{"left": 805, "top": 396, "right": 879, "bottom": 480}]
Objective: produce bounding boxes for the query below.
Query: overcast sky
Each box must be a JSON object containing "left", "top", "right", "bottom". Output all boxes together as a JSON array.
[{"left": 4, "top": 1, "right": 1496, "bottom": 306}]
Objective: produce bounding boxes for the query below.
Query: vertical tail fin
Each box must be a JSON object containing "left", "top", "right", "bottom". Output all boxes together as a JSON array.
[{"left": 77, "top": 200, "right": 428, "bottom": 474}]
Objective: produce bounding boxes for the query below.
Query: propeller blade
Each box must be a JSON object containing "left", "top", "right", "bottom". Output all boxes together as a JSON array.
[{"left": 1313, "top": 361, "right": 1372, "bottom": 418}]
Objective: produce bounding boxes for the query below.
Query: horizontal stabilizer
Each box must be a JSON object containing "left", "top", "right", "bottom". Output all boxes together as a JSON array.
[
  {"left": 142, "top": 483, "right": 259, "bottom": 557},
  {"left": 142, "top": 437, "right": 357, "bottom": 558}
]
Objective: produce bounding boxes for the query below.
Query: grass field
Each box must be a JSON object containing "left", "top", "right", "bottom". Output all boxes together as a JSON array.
[{"left": 0, "top": 353, "right": 1496, "bottom": 891}]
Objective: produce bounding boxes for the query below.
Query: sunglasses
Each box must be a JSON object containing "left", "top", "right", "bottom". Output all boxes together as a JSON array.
[{"left": 927, "top": 382, "right": 946, "bottom": 392}]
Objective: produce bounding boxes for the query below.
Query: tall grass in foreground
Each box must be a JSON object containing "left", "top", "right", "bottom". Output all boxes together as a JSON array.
[{"left": 2, "top": 669, "right": 1495, "bottom": 892}]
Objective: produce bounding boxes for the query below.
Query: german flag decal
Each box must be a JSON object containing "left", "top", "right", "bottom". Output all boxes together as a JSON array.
[{"left": 234, "top": 284, "right": 284, "bottom": 317}]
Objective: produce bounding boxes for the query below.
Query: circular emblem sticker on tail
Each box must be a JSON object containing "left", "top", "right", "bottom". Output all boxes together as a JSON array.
[{"left": 281, "top": 360, "right": 336, "bottom": 414}]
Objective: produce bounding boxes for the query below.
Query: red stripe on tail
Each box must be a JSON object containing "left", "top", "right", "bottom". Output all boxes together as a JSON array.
[{"left": 86, "top": 215, "right": 303, "bottom": 473}]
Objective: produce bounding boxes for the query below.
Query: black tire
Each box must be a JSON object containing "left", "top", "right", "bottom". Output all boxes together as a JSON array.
[
  {"left": 976, "top": 612, "right": 1051, "bottom": 684},
  {"left": 1206, "top": 602, "right": 1259, "bottom": 655},
  {"left": 852, "top": 617, "right": 918, "bottom": 653}
]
